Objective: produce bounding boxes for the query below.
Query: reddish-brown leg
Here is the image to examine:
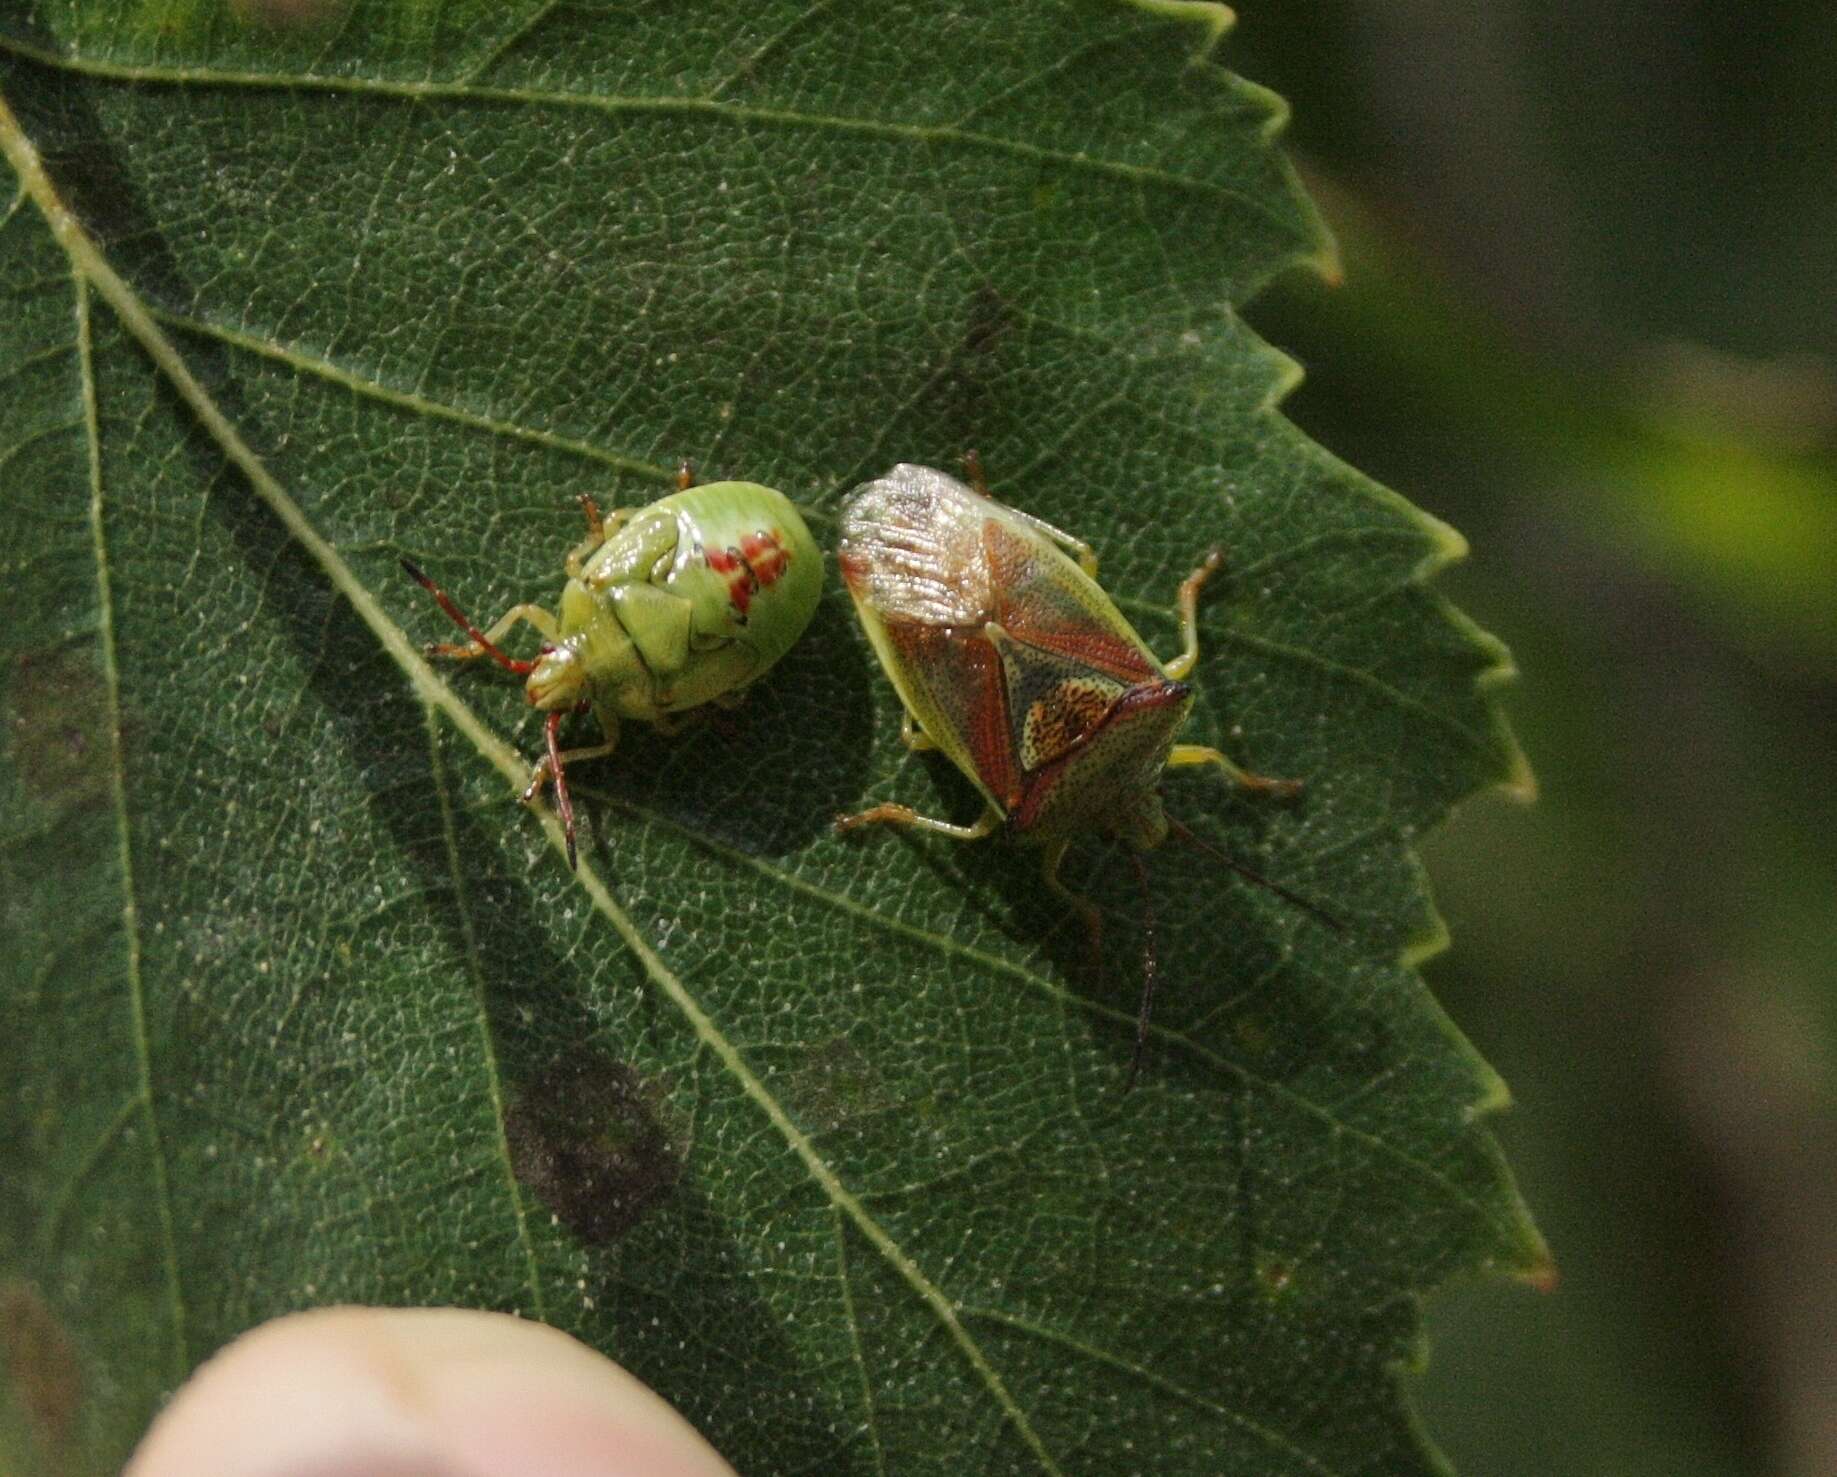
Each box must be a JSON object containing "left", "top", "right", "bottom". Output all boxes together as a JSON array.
[
  {"left": 537, "top": 710, "right": 578, "bottom": 868},
  {"left": 520, "top": 703, "right": 621, "bottom": 870},
  {"left": 401, "top": 558, "right": 538, "bottom": 675},
  {"left": 577, "top": 492, "right": 606, "bottom": 543}
]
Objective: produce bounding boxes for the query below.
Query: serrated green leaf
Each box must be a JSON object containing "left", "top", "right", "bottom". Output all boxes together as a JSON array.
[{"left": 0, "top": 4, "right": 1544, "bottom": 1474}]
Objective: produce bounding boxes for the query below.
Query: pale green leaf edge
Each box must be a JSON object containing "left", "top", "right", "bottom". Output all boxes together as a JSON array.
[
  {"left": 1133, "top": 0, "right": 1544, "bottom": 1106},
  {"left": 1130, "top": 3, "right": 1556, "bottom": 1445}
]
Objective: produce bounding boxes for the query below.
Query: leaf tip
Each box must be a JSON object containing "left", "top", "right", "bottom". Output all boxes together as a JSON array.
[
  {"left": 1518, "top": 1247, "right": 1562, "bottom": 1293},
  {"left": 1122, "top": 0, "right": 1239, "bottom": 54},
  {"left": 1395, "top": 503, "right": 1540, "bottom": 803},
  {"left": 1398, "top": 909, "right": 1451, "bottom": 972}
]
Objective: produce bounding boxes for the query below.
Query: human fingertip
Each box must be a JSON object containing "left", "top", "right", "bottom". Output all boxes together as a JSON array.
[{"left": 126, "top": 1305, "right": 737, "bottom": 1477}]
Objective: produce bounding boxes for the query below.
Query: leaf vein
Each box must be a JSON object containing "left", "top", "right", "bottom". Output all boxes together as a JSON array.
[
  {"left": 457, "top": 0, "right": 566, "bottom": 87},
  {"left": 1218, "top": 626, "right": 1494, "bottom": 758},
  {"left": 152, "top": 309, "right": 676, "bottom": 485},
  {"left": 37, "top": 1092, "right": 144, "bottom": 1253},
  {"left": 957, "top": 1305, "right": 1344, "bottom": 1477},
  {"left": 74, "top": 266, "right": 189, "bottom": 1382},
  {"left": 0, "top": 36, "right": 1278, "bottom": 215},
  {"left": 706, "top": 0, "right": 846, "bottom": 103},
  {"left": 596, "top": 792, "right": 1526, "bottom": 1249},
  {"left": 832, "top": 1207, "right": 890, "bottom": 1477}
]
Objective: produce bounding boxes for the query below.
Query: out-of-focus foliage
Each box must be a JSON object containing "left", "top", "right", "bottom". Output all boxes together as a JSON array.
[{"left": 1233, "top": 5, "right": 1837, "bottom": 1476}]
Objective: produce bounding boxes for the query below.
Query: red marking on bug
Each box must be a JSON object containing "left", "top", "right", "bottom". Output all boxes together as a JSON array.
[
  {"left": 740, "top": 529, "right": 790, "bottom": 587},
  {"left": 706, "top": 530, "right": 789, "bottom": 619},
  {"left": 705, "top": 546, "right": 758, "bottom": 617}
]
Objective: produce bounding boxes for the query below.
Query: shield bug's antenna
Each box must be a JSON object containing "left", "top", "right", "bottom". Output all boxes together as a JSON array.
[
  {"left": 1113, "top": 823, "right": 1341, "bottom": 1086},
  {"left": 401, "top": 558, "right": 537, "bottom": 676},
  {"left": 1165, "top": 817, "right": 1345, "bottom": 935},
  {"left": 1125, "top": 849, "right": 1159, "bottom": 1091}
]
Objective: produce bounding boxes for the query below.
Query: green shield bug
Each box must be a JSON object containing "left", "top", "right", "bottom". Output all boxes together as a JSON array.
[
  {"left": 834, "top": 456, "right": 1336, "bottom": 1080},
  {"left": 405, "top": 466, "right": 822, "bottom": 868}
]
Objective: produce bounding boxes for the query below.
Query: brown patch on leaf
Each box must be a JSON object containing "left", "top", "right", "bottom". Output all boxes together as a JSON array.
[
  {"left": 1, "top": 1280, "right": 81, "bottom": 1458},
  {"left": 962, "top": 281, "right": 1015, "bottom": 361},
  {"left": 1255, "top": 1255, "right": 1296, "bottom": 1300},
  {"left": 505, "top": 1050, "right": 682, "bottom": 1245},
  {"left": 5, "top": 648, "right": 115, "bottom": 812}
]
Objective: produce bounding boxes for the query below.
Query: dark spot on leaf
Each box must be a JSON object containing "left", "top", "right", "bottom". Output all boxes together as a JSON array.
[
  {"left": 1256, "top": 1256, "right": 1295, "bottom": 1299},
  {"left": 505, "top": 1050, "right": 681, "bottom": 1245},
  {"left": 924, "top": 283, "right": 1019, "bottom": 438},
  {"left": 1, "top": 1280, "right": 81, "bottom": 1457},
  {"left": 5, "top": 648, "right": 115, "bottom": 812},
  {"left": 962, "top": 281, "right": 1015, "bottom": 361},
  {"left": 787, "top": 1037, "right": 892, "bottom": 1133}
]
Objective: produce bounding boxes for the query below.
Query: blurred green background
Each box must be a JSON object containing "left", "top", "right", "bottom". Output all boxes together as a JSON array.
[{"left": 1228, "top": 5, "right": 1837, "bottom": 1475}]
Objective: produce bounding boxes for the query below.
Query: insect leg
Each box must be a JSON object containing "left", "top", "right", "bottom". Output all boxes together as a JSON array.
[
  {"left": 402, "top": 560, "right": 555, "bottom": 672},
  {"left": 1040, "top": 840, "right": 1106, "bottom": 978},
  {"left": 1042, "top": 844, "right": 1161, "bottom": 1087},
  {"left": 578, "top": 491, "right": 606, "bottom": 543},
  {"left": 834, "top": 801, "right": 1000, "bottom": 842},
  {"left": 1162, "top": 548, "right": 1300, "bottom": 796},
  {"left": 1167, "top": 744, "right": 1302, "bottom": 799},
  {"left": 427, "top": 604, "right": 559, "bottom": 665},
  {"left": 521, "top": 709, "right": 621, "bottom": 870},
  {"left": 1162, "top": 548, "right": 1224, "bottom": 680},
  {"left": 438, "top": 603, "right": 561, "bottom": 660},
  {"left": 564, "top": 494, "right": 635, "bottom": 577}
]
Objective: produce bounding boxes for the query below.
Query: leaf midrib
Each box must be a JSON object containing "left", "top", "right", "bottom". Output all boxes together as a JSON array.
[{"left": 423, "top": 700, "right": 547, "bottom": 1322}]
